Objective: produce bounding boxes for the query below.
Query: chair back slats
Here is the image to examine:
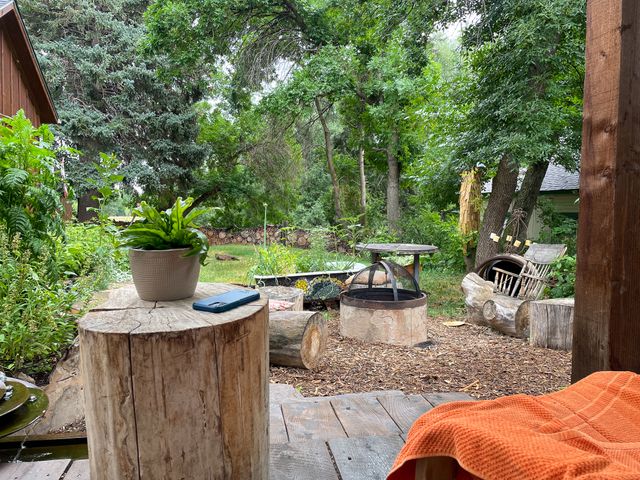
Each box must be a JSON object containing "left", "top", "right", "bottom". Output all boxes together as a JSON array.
[{"left": 490, "top": 244, "right": 566, "bottom": 300}]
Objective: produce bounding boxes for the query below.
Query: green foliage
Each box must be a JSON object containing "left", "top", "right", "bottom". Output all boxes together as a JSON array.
[
  {"left": 401, "top": 205, "right": 465, "bottom": 272},
  {"left": 458, "top": 0, "right": 585, "bottom": 172},
  {"left": 536, "top": 197, "right": 578, "bottom": 255},
  {"left": 0, "top": 230, "right": 86, "bottom": 375},
  {"left": 120, "top": 198, "right": 211, "bottom": 264},
  {"left": 248, "top": 244, "right": 299, "bottom": 279},
  {"left": 547, "top": 255, "right": 576, "bottom": 298},
  {"left": 20, "top": 0, "right": 209, "bottom": 204},
  {"left": 58, "top": 224, "right": 129, "bottom": 290},
  {"left": 0, "top": 112, "right": 64, "bottom": 255}
]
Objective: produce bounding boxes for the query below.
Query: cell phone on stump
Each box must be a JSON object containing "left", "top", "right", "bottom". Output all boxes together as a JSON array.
[{"left": 192, "top": 290, "right": 260, "bottom": 313}]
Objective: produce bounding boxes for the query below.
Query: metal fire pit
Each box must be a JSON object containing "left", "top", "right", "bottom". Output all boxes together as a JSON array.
[{"left": 339, "top": 261, "right": 428, "bottom": 346}]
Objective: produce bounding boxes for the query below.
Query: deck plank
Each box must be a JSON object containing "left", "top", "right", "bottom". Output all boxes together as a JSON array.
[
  {"left": 270, "top": 439, "right": 338, "bottom": 480},
  {"left": 64, "top": 460, "right": 90, "bottom": 479},
  {"left": 328, "top": 435, "right": 404, "bottom": 480},
  {"left": 281, "top": 400, "right": 346, "bottom": 441},
  {"left": 270, "top": 404, "right": 289, "bottom": 444},
  {"left": 423, "top": 392, "right": 474, "bottom": 407},
  {"left": 377, "top": 394, "right": 432, "bottom": 433},
  {"left": 0, "top": 459, "right": 70, "bottom": 480},
  {"left": 331, "top": 396, "right": 401, "bottom": 438}
]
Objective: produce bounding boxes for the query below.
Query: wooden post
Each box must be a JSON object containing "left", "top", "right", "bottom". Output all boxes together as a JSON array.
[
  {"left": 573, "top": 0, "right": 640, "bottom": 381},
  {"left": 79, "top": 284, "right": 269, "bottom": 480}
]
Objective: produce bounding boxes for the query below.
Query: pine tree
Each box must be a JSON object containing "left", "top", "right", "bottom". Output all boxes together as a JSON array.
[{"left": 20, "top": 0, "right": 208, "bottom": 218}]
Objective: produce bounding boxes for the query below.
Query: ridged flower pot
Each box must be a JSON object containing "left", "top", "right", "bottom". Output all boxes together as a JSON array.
[{"left": 129, "top": 248, "right": 201, "bottom": 301}]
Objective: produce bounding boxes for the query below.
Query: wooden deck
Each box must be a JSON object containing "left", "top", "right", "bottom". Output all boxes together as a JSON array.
[{"left": 0, "top": 388, "right": 473, "bottom": 480}]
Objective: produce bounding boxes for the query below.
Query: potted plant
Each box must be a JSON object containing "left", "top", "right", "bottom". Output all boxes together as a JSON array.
[{"left": 121, "top": 197, "right": 211, "bottom": 301}]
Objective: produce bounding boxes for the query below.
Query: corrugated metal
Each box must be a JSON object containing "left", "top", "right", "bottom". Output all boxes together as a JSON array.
[{"left": 0, "top": 26, "right": 41, "bottom": 126}]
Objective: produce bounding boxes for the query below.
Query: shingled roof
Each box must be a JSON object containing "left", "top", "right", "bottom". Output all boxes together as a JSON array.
[{"left": 483, "top": 163, "right": 580, "bottom": 194}]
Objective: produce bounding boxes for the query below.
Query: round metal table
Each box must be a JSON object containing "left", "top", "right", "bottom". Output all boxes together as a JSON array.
[{"left": 355, "top": 243, "right": 439, "bottom": 284}]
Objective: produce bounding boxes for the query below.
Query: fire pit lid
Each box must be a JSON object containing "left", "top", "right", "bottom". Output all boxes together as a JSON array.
[{"left": 346, "top": 260, "right": 421, "bottom": 301}]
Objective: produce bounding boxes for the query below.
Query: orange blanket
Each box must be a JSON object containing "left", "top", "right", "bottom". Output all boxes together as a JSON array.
[{"left": 388, "top": 371, "right": 640, "bottom": 480}]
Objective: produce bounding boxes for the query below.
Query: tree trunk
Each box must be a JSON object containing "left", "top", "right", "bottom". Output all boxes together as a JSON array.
[
  {"left": 358, "top": 135, "right": 367, "bottom": 225},
  {"left": 475, "top": 155, "right": 519, "bottom": 268},
  {"left": 315, "top": 97, "right": 343, "bottom": 222},
  {"left": 269, "top": 310, "right": 328, "bottom": 369},
  {"left": 79, "top": 284, "right": 269, "bottom": 479},
  {"left": 386, "top": 130, "right": 400, "bottom": 234},
  {"left": 511, "top": 161, "right": 550, "bottom": 243},
  {"left": 77, "top": 190, "right": 99, "bottom": 222},
  {"left": 459, "top": 168, "right": 482, "bottom": 272}
]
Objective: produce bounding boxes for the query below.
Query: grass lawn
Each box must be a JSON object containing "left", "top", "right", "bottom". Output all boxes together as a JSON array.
[
  {"left": 421, "top": 271, "right": 466, "bottom": 319},
  {"left": 200, "top": 244, "right": 466, "bottom": 319},
  {"left": 199, "top": 244, "right": 259, "bottom": 284}
]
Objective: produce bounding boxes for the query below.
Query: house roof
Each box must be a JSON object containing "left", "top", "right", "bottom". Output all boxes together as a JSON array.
[
  {"left": 483, "top": 163, "right": 580, "bottom": 194},
  {"left": 0, "top": 0, "right": 58, "bottom": 124}
]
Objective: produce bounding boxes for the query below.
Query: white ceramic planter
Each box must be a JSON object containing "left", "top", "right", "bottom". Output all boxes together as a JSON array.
[{"left": 129, "top": 248, "right": 201, "bottom": 301}]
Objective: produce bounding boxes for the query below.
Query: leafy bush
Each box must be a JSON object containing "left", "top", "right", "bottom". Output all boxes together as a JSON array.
[
  {"left": 248, "top": 243, "right": 298, "bottom": 279},
  {"left": 536, "top": 198, "right": 578, "bottom": 255},
  {"left": 58, "top": 224, "right": 129, "bottom": 290},
  {"left": 120, "top": 197, "right": 211, "bottom": 264},
  {"left": 546, "top": 255, "right": 576, "bottom": 298},
  {"left": 401, "top": 206, "right": 465, "bottom": 272},
  {"left": 0, "top": 230, "right": 88, "bottom": 375},
  {"left": 0, "top": 111, "right": 64, "bottom": 255}
]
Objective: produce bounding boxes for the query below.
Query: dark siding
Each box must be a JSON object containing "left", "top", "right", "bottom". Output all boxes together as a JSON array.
[{"left": 0, "top": 26, "right": 41, "bottom": 126}]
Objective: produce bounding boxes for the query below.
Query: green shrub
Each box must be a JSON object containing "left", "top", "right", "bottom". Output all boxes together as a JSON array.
[
  {"left": 248, "top": 243, "right": 298, "bottom": 279},
  {"left": 401, "top": 206, "right": 465, "bottom": 272},
  {"left": 59, "top": 223, "right": 129, "bottom": 290},
  {"left": 0, "top": 111, "right": 64, "bottom": 256},
  {"left": 546, "top": 255, "right": 576, "bottom": 298},
  {"left": 0, "top": 230, "right": 88, "bottom": 375},
  {"left": 536, "top": 198, "right": 578, "bottom": 255}
]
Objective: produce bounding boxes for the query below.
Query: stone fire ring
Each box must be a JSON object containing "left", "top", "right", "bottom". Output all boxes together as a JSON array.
[{"left": 339, "top": 291, "right": 428, "bottom": 347}]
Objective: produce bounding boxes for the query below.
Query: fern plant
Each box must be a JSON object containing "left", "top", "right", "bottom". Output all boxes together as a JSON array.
[
  {"left": 120, "top": 197, "right": 212, "bottom": 265},
  {"left": 0, "top": 111, "right": 64, "bottom": 254}
]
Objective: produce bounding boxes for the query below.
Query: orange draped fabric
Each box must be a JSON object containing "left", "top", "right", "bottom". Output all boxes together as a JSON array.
[{"left": 388, "top": 371, "right": 640, "bottom": 480}]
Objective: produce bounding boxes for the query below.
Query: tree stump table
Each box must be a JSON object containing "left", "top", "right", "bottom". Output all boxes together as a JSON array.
[{"left": 79, "top": 283, "right": 269, "bottom": 480}]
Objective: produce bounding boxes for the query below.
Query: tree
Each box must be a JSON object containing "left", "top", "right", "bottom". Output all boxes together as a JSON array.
[
  {"left": 145, "top": 0, "right": 446, "bottom": 230},
  {"left": 456, "top": 0, "right": 586, "bottom": 266},
  {"left": 20, "top": 0, "right": 209, "bottom": 218}
]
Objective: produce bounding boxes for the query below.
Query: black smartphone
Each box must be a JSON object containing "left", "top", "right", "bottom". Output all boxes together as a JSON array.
[{"left": 192, "top": 290, "right": 260, "bottom": 313}]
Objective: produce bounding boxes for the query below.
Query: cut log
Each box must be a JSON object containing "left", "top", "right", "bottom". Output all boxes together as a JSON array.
[
  {"left": 269, "top": 310, "right": 327, "bottom": 369},
  {"left": 482, "top": 295, "right": 525, "bottom": 337},
  {"left": 79, "top": 283, "right": 269, "bottom": 480},
  {"left": 259, "top": 286, "right": 304, "bottom": 311},
  {"left": 461, "top": 273, "right": 495, "bottom": 325},
  {"left": 529, "top": 298, "right": 574, "bottom": 350},
  {"left": 515, "top": 300, "right": 532, "bottom": 340}
]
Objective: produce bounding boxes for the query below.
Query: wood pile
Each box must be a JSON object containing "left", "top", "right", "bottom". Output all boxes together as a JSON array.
[{"left": 461, "top": 272, "right": 574, "bottom": 350}]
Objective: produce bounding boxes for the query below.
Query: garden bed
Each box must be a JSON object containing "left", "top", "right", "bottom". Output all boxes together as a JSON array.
[{"left": 270, "top": 310, "right": 571, "bottom": 400}]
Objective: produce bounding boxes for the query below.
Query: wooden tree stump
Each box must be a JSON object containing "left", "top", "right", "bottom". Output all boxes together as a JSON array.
[
  {"left": 269, "top": 311, "right": 327, "bottom": 369},
  {"left": 529, "top": 298, "right": 574, "bottom": 350},
  {"left": 259, "top": 286, "right": 304, "bottom": 312},
  {"left": 79, "top": 283, "right": 269, "bottom": 480},
  {"left": 461, "top": 273, "right": 495, "bottom": 325}
]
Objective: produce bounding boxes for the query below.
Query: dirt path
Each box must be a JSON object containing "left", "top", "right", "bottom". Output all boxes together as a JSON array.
[{"left": 270, "top": 310, "right": 571, "bottom": 399}]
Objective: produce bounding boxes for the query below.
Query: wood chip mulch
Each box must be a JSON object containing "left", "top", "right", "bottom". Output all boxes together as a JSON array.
[{"left": 269, "top": 310, "right": 571, "bottom": 400}]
